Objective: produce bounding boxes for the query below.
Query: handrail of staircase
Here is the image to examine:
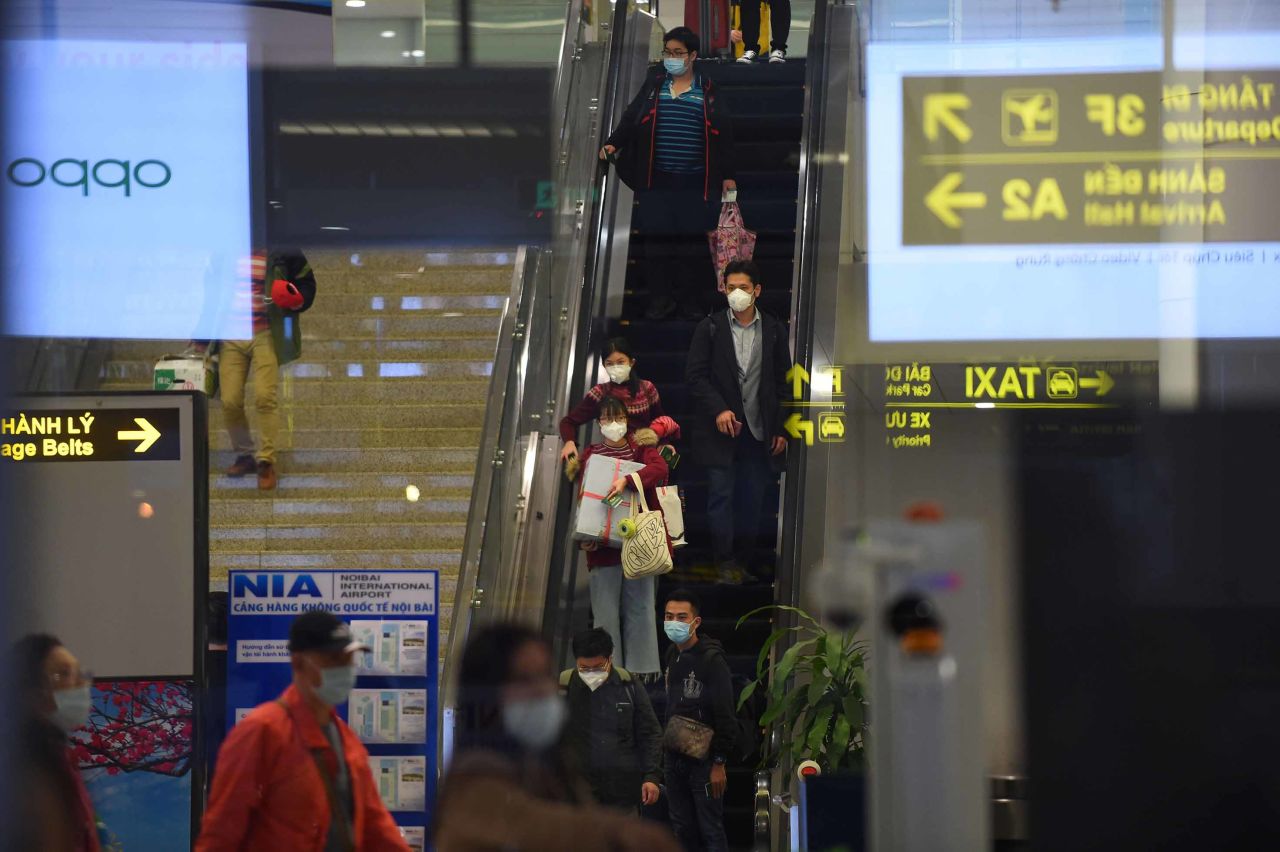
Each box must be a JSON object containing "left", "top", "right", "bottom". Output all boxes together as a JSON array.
[{"left": 760, "top": 0, "right": 843, "bottom": 848}]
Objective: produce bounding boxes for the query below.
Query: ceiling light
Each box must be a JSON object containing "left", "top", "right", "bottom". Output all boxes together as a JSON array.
[
  {"left": 320, "top": 226, "right": 351, "bottom": 231},
  {"left": 381, "top": 30, "right": 396, "bottom": 38},
  {"left": 345, "top": 1, "right": 367, "bottom": 8},
  {"left": 401, "top": 51, "right": 412, "bottom": 58},
  {"left": 411, "top": 49, "right": 425, "bottom": 58}
]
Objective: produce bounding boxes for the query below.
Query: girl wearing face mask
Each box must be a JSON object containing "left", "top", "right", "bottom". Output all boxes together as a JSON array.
[
  {"left": 559, "top": 337, "right": 679, "bottom": 467},
  {"left": 13, "top": 633, "right": 102, "bottom": 852},
  {"left": 575, "top": 396, "right": 669, "bottom": 679},
  {"left": 434, "top": 625, "right": 678, "bottom": 852}
]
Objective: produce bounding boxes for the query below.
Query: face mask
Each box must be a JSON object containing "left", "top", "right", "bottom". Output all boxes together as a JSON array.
[
  {"left": 663, "top": 57, "right": 687, "bottom": 76},
  {"left": 664, "top": 620, "right": 694, "bottom": 644},
  {"left": 579, "top": 670, "right": 609, "bottom": 692},
  {"left": 605, "top": 363, "right": 632, "bottom": 385},
  {"left": 313, "top": 662, "right": 357, "bottom": 707},
  {"left": 727, "top": 288, "right": 754, "bottom": 313},
  {"left": 600, "top": 421, "right": 628, "bottom": 442},
  {"left": 503, "top": 694, "right": 567, "bottom": 751},
  {"left": 50, "top": 685, "right": 91, "bottom": 733}
]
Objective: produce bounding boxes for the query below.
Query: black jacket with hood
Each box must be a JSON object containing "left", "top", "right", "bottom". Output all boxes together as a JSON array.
[
  {"left": 663, "top": 634, "right": 738, "bottom": 763},
  {"left": 561, "top": 666, "right": 664, "bottom": 808},
  {"left": 605, "top": 63, "right": 737, "bottom": 201}
]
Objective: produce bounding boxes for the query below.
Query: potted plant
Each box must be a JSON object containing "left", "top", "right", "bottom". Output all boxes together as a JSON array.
[{"left": 736, "top": 604, "right": 869, "bottom": 772}]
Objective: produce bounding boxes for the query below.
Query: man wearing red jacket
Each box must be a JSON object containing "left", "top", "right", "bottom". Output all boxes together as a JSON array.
[{"left": 197, "top": 611, "right": 409, "bottom": 852}]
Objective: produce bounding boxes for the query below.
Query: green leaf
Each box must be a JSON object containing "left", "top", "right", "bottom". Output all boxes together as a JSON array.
[
  {"left": 842, "top": 696, "right": 865, "bottom": 732},
  {"left": 769, "top": 638, "right": 817, "bottom": 702},
  {"left": 760, "top": 682, "right": 808, "bottom": 727},
  {"left": 827, "top": 633, "right": 850, "bottom": 681},
  {"left": 830, "top": 714, "right": 852, "bottom": 765},
  {"left": 806, "top": 703, "right": 835, "bottom": 754},
  {"left": 807, "top": 666, "right": 832, "bottom": 707},
  {"left": 736, "top": 678, "right": 759, "bottom": 712},
  {"left": 736, "top": 603, "right": 825, "bottom": 632},
  {"left": 754, "top": 625, "right": 805, "bottom": 680}
]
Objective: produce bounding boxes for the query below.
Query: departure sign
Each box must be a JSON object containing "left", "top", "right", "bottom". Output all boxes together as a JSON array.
[
  {"left": 903, "top": 71, "right": 1280, "bottom": 245},
  {"left": 1, "top": 407, "right": 181, "bottom": 462}
]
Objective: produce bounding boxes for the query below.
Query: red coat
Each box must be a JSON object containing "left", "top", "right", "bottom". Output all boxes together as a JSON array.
[{"left": 197, "top": 685, "right": 409, "bottom": 852}]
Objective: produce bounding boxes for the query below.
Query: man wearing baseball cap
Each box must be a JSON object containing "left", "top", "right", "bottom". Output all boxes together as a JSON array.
[{"left": 197, "top": 611, "right": 409, "bottom": 851}]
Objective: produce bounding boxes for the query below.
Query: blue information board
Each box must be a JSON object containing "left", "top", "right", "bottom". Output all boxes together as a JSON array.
[{"left": 226, "top": 570, "right": 438, "bottom": 849}]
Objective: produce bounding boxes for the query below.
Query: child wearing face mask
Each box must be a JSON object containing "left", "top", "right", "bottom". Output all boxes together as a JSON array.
[
  {"left": 576, "top": 396, "right": 670, "bottom": 678},
  {"left": 559, "top": 337, "right": 679, "bottom": 470}
]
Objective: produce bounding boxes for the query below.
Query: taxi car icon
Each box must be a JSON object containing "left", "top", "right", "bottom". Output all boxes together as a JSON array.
[
  {"left": 1047, "top": 368, "right": 1078, "bottom": 399},
  {"left": 819, "top": 412, "right": 846, "bottom": 441}
]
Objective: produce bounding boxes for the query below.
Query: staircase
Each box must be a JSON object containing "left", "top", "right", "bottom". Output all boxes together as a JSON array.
[
  {"left": 100, "top": 249, "right": 515, "bottom": 646},
  {"left": 613, "top": 59, "right": 806, "bottom": 850}
]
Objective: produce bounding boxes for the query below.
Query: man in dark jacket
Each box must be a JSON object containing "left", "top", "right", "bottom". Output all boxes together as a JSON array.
[
  {"left": 600, "top": 26, "right": 736, "bottom": 320},
  {"left": 662, "top": 589, "right": 736, "bottom": 852},
  {"left": 685, "top": 259, "right": 791, "bottom": 584},
  {"left": 562, "top": 627, "right": 664, "bottom": 812}
]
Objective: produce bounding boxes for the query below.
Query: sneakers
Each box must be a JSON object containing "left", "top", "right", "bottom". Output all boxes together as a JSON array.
[
  {"left": 769, "top": 49, "right": 786, "bottom": 64},
  {"left": 226, "top": 454, "right": 256, "bottom": 477},
  {"left": 737, "top": 50, "right": 758, "bottom": 64},
  {"left": 257, "top": 460, "right": 278, "bottom": 491}
]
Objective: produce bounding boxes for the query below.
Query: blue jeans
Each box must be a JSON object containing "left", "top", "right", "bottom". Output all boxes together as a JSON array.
[
  {"left": 665, "top": 753, "right": 728, "bottom": 852},
  {"left": 589, "top": 565, "right": 659, "bottom": 674},
  {"left": 706, "top": 435, "right": 773, "bottom": 566}
]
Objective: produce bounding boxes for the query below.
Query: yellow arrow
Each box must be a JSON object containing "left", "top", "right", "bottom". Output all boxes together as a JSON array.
[
  {"left": 784, "top": 413, "right": 814, "bottom": 446},
  {"left": 785, "top": 364, "right": 810, "bottom": 400},
  {"left": 925, "top": 173, "right": 987, "bottom": 228},
  {"left": 117, "top": 417, "right": 161, "bottom": 453},
  {"left": 924, "top": 93, "right": 973, "bottom": 142},
  {"left": 1079, "top": 370, "right": 1115, "bottom": 397}
]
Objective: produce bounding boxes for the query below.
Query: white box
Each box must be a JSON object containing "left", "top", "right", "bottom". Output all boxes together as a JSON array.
[{"left": 153, "top": 355, "right": 214, "bottom": 394}]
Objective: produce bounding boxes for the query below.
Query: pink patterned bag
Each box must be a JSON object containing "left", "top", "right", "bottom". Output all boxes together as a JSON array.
[{"left": 707, "top": 201, "right": 758, "bottom": 292}]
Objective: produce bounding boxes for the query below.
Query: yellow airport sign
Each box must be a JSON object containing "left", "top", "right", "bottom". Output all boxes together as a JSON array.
[{"left": 1, "top": 407, "right": 180, "bottom": 463}]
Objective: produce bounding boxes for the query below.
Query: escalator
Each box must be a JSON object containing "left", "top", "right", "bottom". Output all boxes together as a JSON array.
[{"left": 610, "top": 57, "right": 807, "bottom": 851}]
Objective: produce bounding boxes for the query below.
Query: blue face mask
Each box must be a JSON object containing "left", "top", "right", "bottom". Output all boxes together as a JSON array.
[
  {"left": 664, "top": 620, "right": 695, "bottom": 644},
  {"left": 313, "top": 662, "right": 358, "bottom": 707},
  {"left": 663, "top": 57, "right": 688, "bottom": 76}
]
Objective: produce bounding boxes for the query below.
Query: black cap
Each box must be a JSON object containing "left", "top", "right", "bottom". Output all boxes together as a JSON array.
[{"left": 287, "top": 611, "right": 370, "bottom": 655}]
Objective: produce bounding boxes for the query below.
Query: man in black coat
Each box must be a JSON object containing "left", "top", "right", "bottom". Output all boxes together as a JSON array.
[
  {"left": 684, "top": 259, "right": 791, "bottom": 584},
  {"left": 561, "top": 628, "right": 663, "bottom": 812},
  {"left": 599, "top": 25, "right": 737, "bottom": 320}
]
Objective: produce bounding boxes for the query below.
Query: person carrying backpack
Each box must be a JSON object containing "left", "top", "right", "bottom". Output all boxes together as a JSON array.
[
  {"left": 661, "top": 589, "right": 737, "bottom": 852},
  {"left": 560, "top": 628, "right": 664, "bottom": 813}
]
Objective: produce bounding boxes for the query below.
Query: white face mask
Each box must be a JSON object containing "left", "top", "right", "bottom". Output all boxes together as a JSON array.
[
  {"left": 600, "top": 421, "right": 628, "bottom": 442},
  {"left": 503, "top": 694, "right": 567, "bottom": 751},
  {"left": 312, "top": 662, "right": 358, "bottom": 707},
  {"left": 50, "top": 685, "right": 92, "bottom": 733},
  {"left": 605, "top": 363, "right": 632, "bottom": 384},
  {"left": 579, "top": 670, "right": 609, "bottom": 691},
  {"left": 727, "top": 288, "right": 754, "bottom": 313}
]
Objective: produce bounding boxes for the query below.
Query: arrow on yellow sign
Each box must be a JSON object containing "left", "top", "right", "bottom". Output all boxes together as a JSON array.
[
  {"left": 1079, "top": 370, "right": 1115, "bottom": 397},
  {"left": 924, "top": 93, "right": 973, "bottom": 143},
  {"left": 117, "top": 418, "right": 161, "bottom": 453},
  {"left": 786, "top": 364, "right": 810, "bottom": 400},
  {"left": 784, "top": 413, "right": 814, "bottom": 446},
  {"left": 926, "top": 173, "right": 987, "bottom": 228}
]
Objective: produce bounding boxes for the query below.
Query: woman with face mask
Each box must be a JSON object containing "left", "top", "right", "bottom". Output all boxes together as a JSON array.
[
  {"left": 573, "top": 396, "right": 670, "bottom": 680},
  {"left": 13, "top": 633, "right": 102, "bottom": 852},
  {"left": 434, "top": 625, "right": 678, "bottom": 852},
  {"left": 558, "top": 337, "right": 679, "bottom": 467}
]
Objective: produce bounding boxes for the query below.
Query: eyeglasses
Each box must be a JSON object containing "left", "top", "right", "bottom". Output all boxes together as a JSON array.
[
  {"left": 660, "top": 49, "right": 690, "bottom": 58},
  {"left": 49, "top": 669, "right": 93, "bottom": 689}
]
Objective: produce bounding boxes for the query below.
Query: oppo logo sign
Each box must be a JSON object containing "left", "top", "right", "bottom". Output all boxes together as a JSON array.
[{"left": 6, "top": 158, "right": 172, "bottom": 197}]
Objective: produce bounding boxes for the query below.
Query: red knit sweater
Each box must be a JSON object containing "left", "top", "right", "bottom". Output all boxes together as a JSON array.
[{"left": 559, "top": 380, "right": 665, "bottom": 443}]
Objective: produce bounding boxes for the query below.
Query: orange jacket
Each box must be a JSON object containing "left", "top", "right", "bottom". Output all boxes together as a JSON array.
[{"left": 197, "top": 685, "right": 409, "bottom": 852}]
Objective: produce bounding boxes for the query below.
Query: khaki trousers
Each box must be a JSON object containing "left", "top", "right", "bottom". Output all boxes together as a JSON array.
[{"left": 220, "top": 331, "right": 279, "bottom": 464}]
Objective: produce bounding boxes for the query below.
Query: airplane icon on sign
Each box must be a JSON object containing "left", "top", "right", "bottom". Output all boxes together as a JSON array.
[{"left": 1002, "top": 88, "right": 1058, "bottom": 145}]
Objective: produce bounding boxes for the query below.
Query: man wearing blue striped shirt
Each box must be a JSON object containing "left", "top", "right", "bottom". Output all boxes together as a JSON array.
[{"left": 601, "top": 27, "right": 737, "bottom": 321}]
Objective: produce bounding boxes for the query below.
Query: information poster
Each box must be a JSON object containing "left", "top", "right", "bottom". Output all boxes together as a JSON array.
[{"left": 225, "top": 570, "right": 438, "bottom": 835}]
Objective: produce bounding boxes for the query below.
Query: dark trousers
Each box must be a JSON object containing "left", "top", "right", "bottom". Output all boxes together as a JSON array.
[
  {"left": 706, "top": 434, "right": 773, "bottom": 566},
  {"left": 635, "top": 170, "right": 718, "bottom": 312},
  {"left": 665, "top": 752, "right": 728, "bottom": 852},
  {"left": 740, "top": 0, "right": 792, "bottom": 53}
]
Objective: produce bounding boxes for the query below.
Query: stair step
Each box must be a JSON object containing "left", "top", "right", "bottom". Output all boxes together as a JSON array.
[
  {"left": 293, "top": 338, "right": 499, "bottom": 361},
  {"left": 210, "top": 471, "right": 474, "bottom": 499},
  {"left": 699, "top": 57, "right": 807, "bottom": 86},
  {"left": 212, "top": 550, "right": 462, "bottom": 573},
  {"left": 209, "top": 427, "right": 482, "bottom": 451},
  {"left": 306, "top": 249, "right": 518, "bottom": 272},
  {"left": 269, "top": 378, "right": 490, "bottom": 405},
  {"left": 212, "top": 448, "right": 479, "bottom": 474},
  {"left": 304, "top": 314, "right": 502, "bottom": 338},
  {"left": 208, "top": 402, "right": 487, "bottom": 431},
  {"left": 210, "top": 522, "right": 467, "bottom": 552},
  {"left": 105, "top": 359, "right": 494, "bottom": 386},
  {"left": 211, "top": 496, "right": 470, "bottom": 526},
  {"left": 318, "top": 268, "right": 514, "bottom": 295},
  {"left": 306, "top": 293, "right": 508, "bottom": 318}
]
